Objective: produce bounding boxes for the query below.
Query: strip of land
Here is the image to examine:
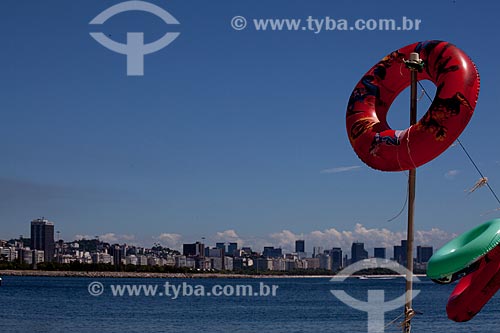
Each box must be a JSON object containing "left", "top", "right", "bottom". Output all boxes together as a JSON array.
[
  {"left": 0, "top": 270, "right": 339, "bottom": 278},
  {"left": 0, "top": 270, "right": 426, "bottom": 279}
]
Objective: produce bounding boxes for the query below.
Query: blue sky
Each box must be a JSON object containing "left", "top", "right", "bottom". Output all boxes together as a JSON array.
[{"left": 1, "top": 0, "right": 499, "bottom": 253}]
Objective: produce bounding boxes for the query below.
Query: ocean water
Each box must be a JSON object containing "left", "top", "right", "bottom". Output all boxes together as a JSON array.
[{"left": 0, "top": 276, "right": 499, "bottom": 333}]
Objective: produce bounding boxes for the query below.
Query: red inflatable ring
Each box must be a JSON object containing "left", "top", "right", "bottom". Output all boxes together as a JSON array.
[
  {"left": 446, "top": 244, "right": 500, "bottom": 322},
  {"left": 346, "top": 40, "right": 480, "bottom": 171}
]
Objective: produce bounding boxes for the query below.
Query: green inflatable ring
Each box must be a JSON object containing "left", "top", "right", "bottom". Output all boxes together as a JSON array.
[{"left": 427, "top": 219, "right": 500, "bottom": 284}]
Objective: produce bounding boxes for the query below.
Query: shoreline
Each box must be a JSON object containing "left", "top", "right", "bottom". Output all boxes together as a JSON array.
[
  {"left": 0, "top": 270, "right": 427, "bottom": 279},
  {"left": 0, "top": 270, "right": 334, "bottom": 279}
]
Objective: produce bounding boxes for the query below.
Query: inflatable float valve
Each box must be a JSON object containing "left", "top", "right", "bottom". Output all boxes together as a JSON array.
[{"left": 405, "top": 52, "right": 424, "bottom": 72}]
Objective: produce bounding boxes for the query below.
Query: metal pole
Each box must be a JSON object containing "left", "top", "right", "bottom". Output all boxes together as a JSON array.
[{"left": 403, "top": 52, "right": 421, "bottom": 333}]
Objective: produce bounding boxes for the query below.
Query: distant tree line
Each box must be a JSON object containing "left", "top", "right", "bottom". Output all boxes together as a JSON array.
[{"left": 0, "top": 261, "right": 426, "bottom": 275}]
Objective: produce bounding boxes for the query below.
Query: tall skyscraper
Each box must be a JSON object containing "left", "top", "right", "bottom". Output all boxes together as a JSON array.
[
  {"left": 110, "top": 244, "right": 123, "bottom": 266},
  {"left": 30, "top": 218, "right": 55, "bottom": 262},
  {"left": 227, "top": 242, "right": 238, "bottom": 256},
  {"left": 295, "top": 240, "right": 305, "bottom": 253},
  {"left": 331, "top": 247, "right": 343, "bottom": 271},
  {"left": 374, "top": 247, "right": 386, "bottom": 259},
  {"left": 417, "top": 246, "right": 433, "bottom": 263},
  {"left": 183, "top": 242, "right": 205, "bottom": 258},
  {"left": 263, "top": 246, "right": 282, "bottom": 258},
  {"left": 312, "top": 247, "right": 323, "bottom": 258},
  {"left": 351, "top": 242, "right": 368, "bottom": 263},
  {"left": 318, "top": 253, "right": 332, "bottom": 270},
  {"left": 400, "top": 240, "right": 408, "bottom": 266},
  {"left": 393, "top": 245, "right": 402, "bottom": 263},
  {"left": 394, "top": 240, "right": 409, "bottom": 266}
]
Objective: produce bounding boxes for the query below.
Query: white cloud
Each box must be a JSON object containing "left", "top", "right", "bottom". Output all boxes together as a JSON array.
[
  {"left": 269, "top": 230, "right": 298, "bottom": 249},
  {"left": 155, "top": 233, "right": 182, "bottom": 249},
  {"left": 415, "top": 228, "right": 457, "bottom": 247},
  {"left": 445, "top": 169, "right": 460, "bottom": 180},
  {"left": 99, "top": 232, "right": 135, "bottom": 243},
  {"left": 76, "top": 225, "right": 455, "bottom": 256},
  {"left": 74, "top": 234, "right": 92, "bottom": 241},
  {"left": 254, "top": 224, "right": 454, "bottom": 256},
  {"left": 320, "top": 166, "right": 361, "bottom": 174},
  {"left": 120, "top": 234, "right": 136, "bottom": 241},
  {"left": 214, "top": 229, "right": 244, "bottom": 246},
  {"left": 98, "top": 233, "right": 118, "bottom": 243},
  {"left": 215, "top": 229, "right": 239, "bottom": 239},
  {"left": 75, "top": 233, "right": 137, "bottom": 244}
]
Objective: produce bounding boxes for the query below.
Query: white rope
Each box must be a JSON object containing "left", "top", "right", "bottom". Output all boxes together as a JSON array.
[
  {"left": 385, "top": 312, "right": 405, "bottom": 329},
  {"left": 384, "top": 308, "right": 419, "bottom": 329},
  {"left": 387, "top": 186, "right": 408, "bottom": 222},
  {"left": 405, "top": 126, "right": 418, "bottom": 170}
]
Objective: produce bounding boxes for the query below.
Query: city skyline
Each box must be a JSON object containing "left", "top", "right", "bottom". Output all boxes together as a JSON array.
[
  {"left": 1, "top": 219, "right": 434, "bottom": 273},
  {"left": 1, "top": 217, "right": 440, "bottom": 258}
]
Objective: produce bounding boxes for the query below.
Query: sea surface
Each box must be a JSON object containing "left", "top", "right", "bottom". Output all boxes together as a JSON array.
[{"left": 1, "top": 276, "right": 499, "bottom": 333}]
